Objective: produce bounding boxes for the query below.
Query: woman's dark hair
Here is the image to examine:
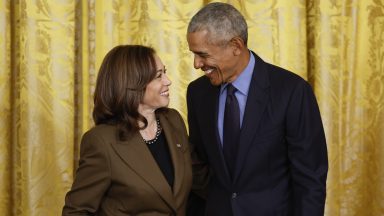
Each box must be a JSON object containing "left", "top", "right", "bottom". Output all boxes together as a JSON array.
[{"left": 93, "top": 45, "right": 158, "bottom": 140}]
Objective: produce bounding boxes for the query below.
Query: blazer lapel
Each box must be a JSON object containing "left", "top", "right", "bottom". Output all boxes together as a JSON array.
[
  {"left": 158, "top": 113, "right": 185, "bottom": 196},
  {"left": 234, "top": 53, "right": 270, "bottom": 183},
  {"left": 110, "top": 132, "right": 176, "bottom": 211}
]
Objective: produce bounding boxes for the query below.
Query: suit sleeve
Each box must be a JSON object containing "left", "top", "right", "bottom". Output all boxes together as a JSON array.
[
  {"left": 186, "top": 84, "right": 210, "bottom": 193},
  {"left": 62, "top": 130, "right": 111, "bottom": 216},
  {"left": 285, "top": 81, "right": 328, "bottom": 216},
  {"left": 186, "top": 84, "right": 209, "bottom": 216}
]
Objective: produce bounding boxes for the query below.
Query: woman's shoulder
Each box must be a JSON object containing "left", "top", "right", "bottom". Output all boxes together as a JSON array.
[
  {"left": 82, "top": 124, "right": 118, "bottom": 143},
  {"left": 87, "top": 123, "right": 117, "bottom": 133},
  {"left": 158, "top": 108, "right": 183, "bottom": 121},
  {"left": 158, "top": 108, "right": 187, "bottom": 133}
]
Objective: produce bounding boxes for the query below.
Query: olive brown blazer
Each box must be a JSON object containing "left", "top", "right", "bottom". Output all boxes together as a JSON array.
[{"left": 63, "top": 108, "right": 192, "bottom": 216}]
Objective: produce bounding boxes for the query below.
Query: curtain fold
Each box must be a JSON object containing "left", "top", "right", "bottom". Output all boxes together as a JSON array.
[
  {"left": 0, "top": 1, "right": 11, "bottom": 215},
  {"left": 0, "top": 0, "right": 383, "bottom": 215},
  {"left": 3, "top": 1, "right": 76, "bottom": 215},
  {"left": 307, "top": 1, "right": 384, "bottom": 214}
]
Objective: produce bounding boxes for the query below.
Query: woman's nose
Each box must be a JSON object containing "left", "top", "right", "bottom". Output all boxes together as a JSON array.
[{"left": 163, "top": 74, "right": 172, "bottom": 86}]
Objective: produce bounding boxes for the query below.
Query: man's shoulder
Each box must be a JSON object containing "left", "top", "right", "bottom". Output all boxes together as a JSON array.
[
  {"left": 261, "top": 62, "right": 314, "bottom": 98},
  {"left": 250, "top": 51, "right": 305, "bottom": 84},
  {"left": 189, "top": 75, "right": 211, "bottom": 88},
  {"left": 265, "top": 62, "right": 307, "bottom": 85},
  {"left": 187, "top": 76, "right": 215, "bottom": 96},
  {"left": 262, "top": 60, "right": 296, "bottom": 76}
]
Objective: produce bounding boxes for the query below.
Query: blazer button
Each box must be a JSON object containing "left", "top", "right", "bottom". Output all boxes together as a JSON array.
[{"left": 231, "top": 193, "right": 237, "bottom": 199}]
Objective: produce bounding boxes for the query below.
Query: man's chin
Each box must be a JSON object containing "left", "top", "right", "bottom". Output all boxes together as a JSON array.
[
  {"left": 208, "top": 77, "right": 222, "bottom": 86},
  {"left": 205, "top": 71, "right": 223, "bottom": 86}
]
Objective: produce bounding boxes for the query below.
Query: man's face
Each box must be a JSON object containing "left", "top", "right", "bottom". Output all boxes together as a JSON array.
[{"left": 187, "top": 30, "right": 240, "bottom": 86}]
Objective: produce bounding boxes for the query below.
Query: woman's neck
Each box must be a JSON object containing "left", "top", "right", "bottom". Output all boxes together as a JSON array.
[
  {"left": 139, "top": 120, "right": 158, "bottom": 141},
  {"left": 138, "top": 106, "right": 156, "bottom": 127},
  {"left": 137, "top": 106, "right": 159, "bottom": 141}
]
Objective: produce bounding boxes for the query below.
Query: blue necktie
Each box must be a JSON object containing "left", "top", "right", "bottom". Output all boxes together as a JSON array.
[{"left": 223, "top": 84, "right": 240, "bottom": 179}]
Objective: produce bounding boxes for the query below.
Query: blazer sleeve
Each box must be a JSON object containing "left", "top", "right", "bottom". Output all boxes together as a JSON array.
[
  {"left": 285, "top": 81, "right": 328, "bottom": 215},
  {"left": 62, "top": 130, "right": 111, "bottom": 216}
]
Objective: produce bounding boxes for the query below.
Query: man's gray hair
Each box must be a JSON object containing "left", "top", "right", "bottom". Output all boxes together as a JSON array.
[{"left": 187, "top": 2, "right": 248, "bottom": 46}]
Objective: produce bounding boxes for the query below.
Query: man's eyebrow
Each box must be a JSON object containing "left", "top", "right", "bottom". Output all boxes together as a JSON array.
[{"left": 193, "top": 51, "right": 208, "bottom": 55}]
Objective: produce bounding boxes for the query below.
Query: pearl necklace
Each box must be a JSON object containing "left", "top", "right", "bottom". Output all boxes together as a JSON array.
[{"left": 143, "top": 119, "right": 162, "bottom": 145}]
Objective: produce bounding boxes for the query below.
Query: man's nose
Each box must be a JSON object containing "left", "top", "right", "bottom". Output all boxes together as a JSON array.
[{"left": 193, "top": 55, "right": 203, "bottom": 69}]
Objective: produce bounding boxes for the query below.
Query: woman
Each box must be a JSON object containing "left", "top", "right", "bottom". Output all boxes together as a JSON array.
[{"left": 63, "top": 45, "right": 192, "bottom": 215}]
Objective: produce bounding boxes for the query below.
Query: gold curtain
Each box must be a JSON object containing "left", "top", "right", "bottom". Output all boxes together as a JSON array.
[{"left": 0, "top": 0, "right": 383, "bottom": 215}]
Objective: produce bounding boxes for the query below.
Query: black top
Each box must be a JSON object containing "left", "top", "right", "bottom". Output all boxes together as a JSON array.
[{"left": 146, "top": 131, "right": 174, "bottom": 187}]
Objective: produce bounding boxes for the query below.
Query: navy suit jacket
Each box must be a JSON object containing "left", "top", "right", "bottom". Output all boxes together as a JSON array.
[{"left": 187, "top": 52, "right": 328, "bottom": 216}]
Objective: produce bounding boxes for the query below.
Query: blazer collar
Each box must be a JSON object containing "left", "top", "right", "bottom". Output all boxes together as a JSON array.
[
  {"left": 110, "top": 112, "right": 184, "bottom": 211},
  {"left": 158, "top": 113, "right": 185, "bottom": 197}
]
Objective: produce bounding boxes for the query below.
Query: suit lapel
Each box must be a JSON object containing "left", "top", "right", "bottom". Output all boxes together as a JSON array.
[
  {"left": 234, "top": 53, "right": 270, "bottom": 183},
  {"left": 200, "top": 83, "right": 232, "bottom": 186},
  {"left": 110, "top": 130, "right": 176, "bottom": 211}
]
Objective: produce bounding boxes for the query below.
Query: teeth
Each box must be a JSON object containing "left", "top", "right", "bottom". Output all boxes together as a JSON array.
[
  {"left": 160, "top": 91, "right": 169, "bottom": 96},
  {"left": 204, "top": 69, "right": 213, "bottom": 75}
]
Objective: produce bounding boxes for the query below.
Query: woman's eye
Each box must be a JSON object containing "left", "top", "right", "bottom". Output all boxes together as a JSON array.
[{"left": 156, "top": 69, "right": 166, "bottom": 78}]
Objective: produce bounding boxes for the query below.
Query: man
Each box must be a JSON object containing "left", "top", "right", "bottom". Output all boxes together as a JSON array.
[{"left": 186, "top": 2, "right": 328, "bottom": 216}]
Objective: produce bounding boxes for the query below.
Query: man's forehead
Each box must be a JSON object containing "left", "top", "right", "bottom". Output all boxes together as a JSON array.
[{"left": 187, "top": 33, "right": 210, "bottom": 51}]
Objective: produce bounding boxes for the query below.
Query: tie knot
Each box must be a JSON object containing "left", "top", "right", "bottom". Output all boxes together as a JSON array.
[{"left": 226, "top": 83, "right": 237, "bottom": 96}]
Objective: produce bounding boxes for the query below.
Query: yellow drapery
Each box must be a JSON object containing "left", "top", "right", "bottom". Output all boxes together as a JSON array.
[{"left": 0, "top": 0, "right": 383, "bottom": 215}]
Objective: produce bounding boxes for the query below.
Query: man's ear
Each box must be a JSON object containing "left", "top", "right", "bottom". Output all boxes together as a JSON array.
[{"left": 230, "top": 36, "right": 246, "bottom": 56}]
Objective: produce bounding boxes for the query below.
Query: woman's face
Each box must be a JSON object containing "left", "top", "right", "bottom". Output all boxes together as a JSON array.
[{"left": 140, "top": 54, "right": 172, "bottom": 111}]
